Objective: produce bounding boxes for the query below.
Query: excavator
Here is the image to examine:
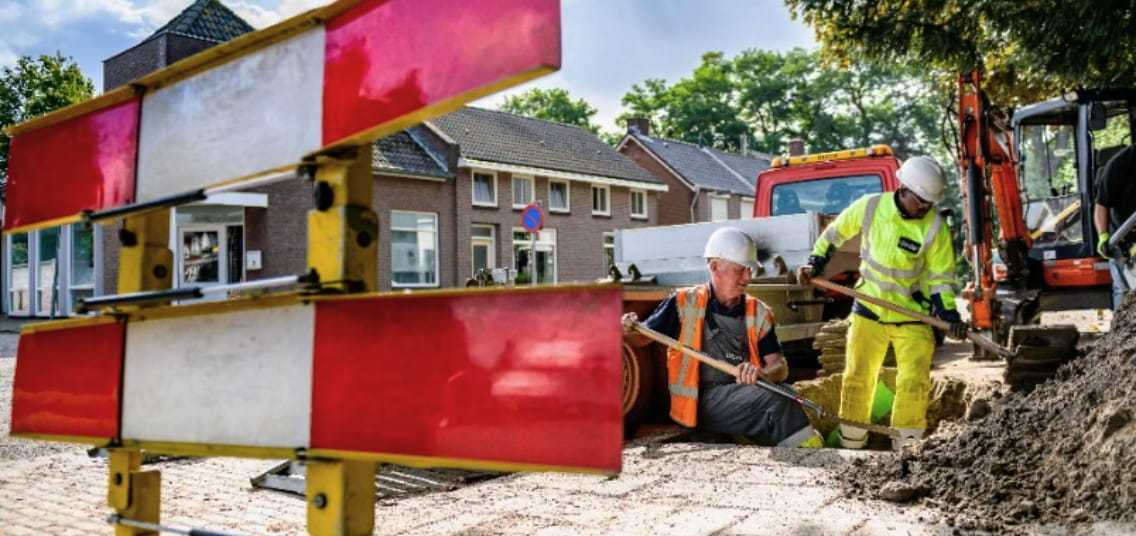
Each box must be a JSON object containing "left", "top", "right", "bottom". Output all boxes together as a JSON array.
[{"left": 955, "top": 72, "right": 1135, "bottom": 381}]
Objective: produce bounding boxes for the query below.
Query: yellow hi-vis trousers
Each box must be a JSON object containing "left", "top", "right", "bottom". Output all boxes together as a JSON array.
[{"left": 840, "top": 314, "right": 934, "bottom": 431}]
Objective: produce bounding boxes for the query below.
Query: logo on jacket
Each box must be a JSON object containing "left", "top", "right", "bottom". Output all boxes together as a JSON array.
[{"left": 897, "top": 237, "right": 921, "bottom": 254}]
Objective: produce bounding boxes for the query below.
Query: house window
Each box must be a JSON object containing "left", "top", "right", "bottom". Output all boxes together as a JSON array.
[
  {"left": 471, "top": 224, "right": 495, "bottom": 276},
  {"left": 710, "top": 194, "right": 730, "bottom": 221},
  {"left": 7, "top": 232, "right": 29, "bottom": 314},
  {"left": 472, "top": 171, "right": 497, "bottom": 207},
  {"left": 603, "top": 232, "right": 615, "bottom": 276},
  {"left": 5, "top": 224, "right": 101, "bottom": 317},
  {"left": 630, "top": 189, "right": 647, "bottom": 219},
  {"left": 549, "top": 180, "right": 570, "bottom": 213},
  {"left": 512, "top": 176, "right": 534, "bottom": 208},
  {"left": 391, "top": 211, "right": 438, "bottom": 287},
  {"left": 513, "top": 228, "right": 557, "bottom": 285},
  {"left": 592, "top": 185, "right": 610, "bottom": 216},
  {"left": 69, "top": 223, "right": 96, "bottom": 306},
  {"left": 739, "top": 197, "right": 755, "bottom": 219}
]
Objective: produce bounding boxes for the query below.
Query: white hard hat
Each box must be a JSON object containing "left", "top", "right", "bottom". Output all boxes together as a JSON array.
[
  {"left": 896, "top": 156, "right": 945, "bottom": 203},
  {"left": 704, "top": 227, "right": 760, "bottom": 272}
]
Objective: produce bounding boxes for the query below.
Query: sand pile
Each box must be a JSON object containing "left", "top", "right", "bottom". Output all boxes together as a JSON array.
[{"left": 842, "top": 297, "right": 1136, "bottom": 532}]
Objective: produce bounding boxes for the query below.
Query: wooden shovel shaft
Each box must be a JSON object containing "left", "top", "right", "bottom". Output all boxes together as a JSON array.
[
  {"left": 630, "top": 321, "right": 902, "bottom": 438},
  {"left": 810, "top": 278, "right": 1013, "bottom": 358}
]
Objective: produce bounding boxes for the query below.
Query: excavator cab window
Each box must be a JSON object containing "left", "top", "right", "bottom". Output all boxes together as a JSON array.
[{"left": 1019, "top": 122, "right": 1084, "bottom": 246}]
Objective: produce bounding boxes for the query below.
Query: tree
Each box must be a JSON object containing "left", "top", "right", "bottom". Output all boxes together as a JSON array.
[
  {"left": 0, "top": 53, "right": 95, "bottom": 186},
  {"left": 498, "top": 87, "right": 600, "bottom": 134},
  {"left": 618, "top": 48, "right": 944, "bottom": 159},
  {"left": 784, "top": 0, "right": 1136, "bottom": 105}
]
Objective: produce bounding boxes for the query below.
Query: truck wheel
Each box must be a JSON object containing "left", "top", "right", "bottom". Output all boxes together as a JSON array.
[{"left": 621, "top": 342, "right": 654, "bottom": 438}]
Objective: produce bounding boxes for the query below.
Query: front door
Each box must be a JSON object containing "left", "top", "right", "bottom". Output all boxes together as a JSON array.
[{"left": 178, "top": 225, "right": 227, "bottom": 301}]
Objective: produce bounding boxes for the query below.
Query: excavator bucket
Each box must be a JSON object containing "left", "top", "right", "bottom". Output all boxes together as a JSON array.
[{"left": 1003, "top": 324, "right": 1080, "bottom": 389}]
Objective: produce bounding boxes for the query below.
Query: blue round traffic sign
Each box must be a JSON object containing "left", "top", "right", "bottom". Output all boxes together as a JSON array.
[{"left": 522, "top": 203, "right": 544, "bottom": 233}]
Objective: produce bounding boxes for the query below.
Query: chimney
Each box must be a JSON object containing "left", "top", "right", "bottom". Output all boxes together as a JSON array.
[
  {"left": 740, "top": 135, "right": 748, "bottom": 157},
  {"left": 788, "top": 138, "right": 806, "bottom": 157},
  {"left": 626, "top": 118, "right": 650, "bottom": 136}
]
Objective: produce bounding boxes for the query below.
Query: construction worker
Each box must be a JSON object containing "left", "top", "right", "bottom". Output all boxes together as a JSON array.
[
  {"left": 1094, "top": 144, "right": 1136, "bottom": 309},
  {"left": 796, "top": 156, "right": 967, "bottom": 450},
  {"left": 622, "top": 227, "right": 823, "bottom": 448}
]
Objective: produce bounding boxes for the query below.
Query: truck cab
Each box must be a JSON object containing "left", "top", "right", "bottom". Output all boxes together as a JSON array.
[{"left": 754, "top": 145, "right": 902, "bottom": 218}]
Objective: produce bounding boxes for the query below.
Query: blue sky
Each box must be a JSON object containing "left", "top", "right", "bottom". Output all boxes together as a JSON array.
[{"left": 0, "top": 0, "right": 816, "bottom": 132}]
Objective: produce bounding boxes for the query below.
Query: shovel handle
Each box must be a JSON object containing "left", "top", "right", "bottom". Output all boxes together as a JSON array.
[
  {"left": 810, "top": 278, "right": 1013, "bottom": 358},
  {"left": 631, "top": 323, "right": 741, "bottom": 377}
]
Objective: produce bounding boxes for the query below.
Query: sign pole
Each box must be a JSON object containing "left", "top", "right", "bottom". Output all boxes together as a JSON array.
[{"left": 521, "top": 201, "right": 545, "bottom": 286}]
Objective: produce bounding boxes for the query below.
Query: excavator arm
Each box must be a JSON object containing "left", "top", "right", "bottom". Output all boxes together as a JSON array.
[{"left": 956, "top": 72, "right": 1032, "bottom": 331}]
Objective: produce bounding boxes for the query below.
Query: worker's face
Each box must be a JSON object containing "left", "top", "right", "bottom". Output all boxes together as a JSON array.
[
  {"left": 898, "top": 187, "right": 934, "bottom": 219},
  {"left": 709, "top": 259, "right": 751, "bottom": 303}
]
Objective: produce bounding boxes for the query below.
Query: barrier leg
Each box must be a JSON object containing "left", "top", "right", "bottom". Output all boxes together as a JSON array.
[
  {"left": 107, "top": 449, "right": 161, "bottom": 536},
  {"left": 306, "top": 459, "right": 376, "bottom": 536}
]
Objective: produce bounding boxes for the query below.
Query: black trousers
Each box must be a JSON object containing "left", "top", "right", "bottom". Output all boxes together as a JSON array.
[{"left": 697, "top": 383, "right": 812, "bottom": 446}]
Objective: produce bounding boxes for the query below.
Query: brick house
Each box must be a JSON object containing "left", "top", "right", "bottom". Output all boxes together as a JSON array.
[
  {"left": 2, "top": 0, "right": 666, "bottom": 316},
  {"left": 617, "top": 119, "right": 772, "bottom": 224}
]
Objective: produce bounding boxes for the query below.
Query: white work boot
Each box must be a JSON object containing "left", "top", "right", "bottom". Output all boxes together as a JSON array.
[
  {"left": 838, "top": 424, "right": 868, "bottom": 449},
  {"left": 891, "top": 428, "right": 924, "bottom": 452}
]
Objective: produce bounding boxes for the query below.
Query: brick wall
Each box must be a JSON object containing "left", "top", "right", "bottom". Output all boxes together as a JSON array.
[
  {"left": 619, "top": 139, "right": 693, "bottom": 225},
  {"left": 372, "top": 174, "right": 456, "bottom": 291}
]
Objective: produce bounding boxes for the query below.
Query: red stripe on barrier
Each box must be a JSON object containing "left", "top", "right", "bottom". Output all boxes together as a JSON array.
[
  {"left": 322, "top": 0, "right": 561, "bottom": 145},
  {"left": 3, "top": 98, "right": 139, "bottom": 230},
  {"left": 10, "top": 322, "right": 125, "bottom": 439},
  {"left": 311, "top": 287, "right": 622, "bottom": 472}
]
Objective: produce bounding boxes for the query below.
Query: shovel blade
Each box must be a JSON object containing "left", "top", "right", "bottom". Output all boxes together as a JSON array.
[{"left": 1005, "top": 324, "right": 1079, "bottom": 389}]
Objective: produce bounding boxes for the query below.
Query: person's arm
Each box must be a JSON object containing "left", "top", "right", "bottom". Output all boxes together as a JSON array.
[
  {"left": 925, "top": 214, "right": 967, "bottom": 339},
  {"left": 1095, "top": 203, "right": 1111, "bottom": 235},
  {"left": 621, "top": 293, "right": 679, "bottom": 347},
  {"left": 797, "top": 195, "right": 870, "bottom": 284},
  {"left": 737, "top": 325, "right": 788, "bottom": 384}
]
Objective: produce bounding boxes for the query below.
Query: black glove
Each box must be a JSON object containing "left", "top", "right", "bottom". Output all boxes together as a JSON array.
[
  {"left": 806, "top": 254, "right": 829, "bottom": 276},
  {"left": 937, "top": 308, "right": 968, "bottom": 341}
]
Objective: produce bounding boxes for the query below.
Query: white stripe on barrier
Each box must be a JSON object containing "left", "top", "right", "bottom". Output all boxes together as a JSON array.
[
  {"left": 122, "top": 304, "right": 315, "bottom": 447},
  {"left": 136, "top": 28, "right": 325, "bottom": 203}
]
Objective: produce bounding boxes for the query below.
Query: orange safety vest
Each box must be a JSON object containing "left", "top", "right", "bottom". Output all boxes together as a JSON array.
[{"left": 667, "top": 284, "right": 776, "bottom": 427}]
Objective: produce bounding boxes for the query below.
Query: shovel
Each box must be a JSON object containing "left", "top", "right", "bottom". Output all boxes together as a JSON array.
[
  {"left": 809, "top": 278, "right": 1014, "bottom": 358},
  {"left": 630, "top": 321, "right": 902, "bottom": 438}
]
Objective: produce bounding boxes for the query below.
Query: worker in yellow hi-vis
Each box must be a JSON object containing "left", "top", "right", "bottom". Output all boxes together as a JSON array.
[{"left": 797, "top": 156, "right": 967, "bottom": 451}]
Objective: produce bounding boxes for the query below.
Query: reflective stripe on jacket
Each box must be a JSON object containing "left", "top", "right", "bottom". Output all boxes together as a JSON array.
[
  {"left": 812, "top": 192, "right": 958, "bottom": 322},
  {"left": 667, "top": 284, "right": 775, "bottom": 427}
]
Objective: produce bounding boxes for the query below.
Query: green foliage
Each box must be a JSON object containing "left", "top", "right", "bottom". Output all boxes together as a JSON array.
[
  {"left": 618, "top": 48, "right": 944, "bottom": 159},
  {"left": 0, "top": 53, "right": 95, "bottom": 184},
  {"left": 784, "top": 0, "right": 1136, "bottom": 105},
  {"left": 499, "top": 87, "right": 600, "bottom": 134}
]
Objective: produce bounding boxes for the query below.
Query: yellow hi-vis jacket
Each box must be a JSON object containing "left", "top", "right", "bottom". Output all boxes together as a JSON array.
[
  {"left": 668, "top": 284, "right": 776, "bottom": 427},
  {"left": 811, "top": 192, "right": 958, "bottom": 322}
]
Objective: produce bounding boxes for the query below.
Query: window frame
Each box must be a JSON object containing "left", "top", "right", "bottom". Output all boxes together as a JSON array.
[
  {"left": 512, "top": 227, "right": 558, "bottom": 285},
  {"left": 472, "top": 170, "right": 498, "bottom": 207},
  {"left": 602, "top": 232, "right": 615, "bottom": 276},
  {"left": 629, "top": 189, "right": 647, "bottom": 220},
  {"left": 390, "top": 210, "right": 440, "bottom": 289},
  {"left": 591, "top": 184, "right": 611, "bottom": 216},
  {"left": 739, "top": 197, "right": 755, "bottom": 219},
  {"left": 548, "top": 180, "right": 570, "bottom": 213},
  {"left": 512, "top": 176, "right": 534, "bottom": 209},
  {"left": 709, "top": 194, "right": 730, "bottom": 221}
]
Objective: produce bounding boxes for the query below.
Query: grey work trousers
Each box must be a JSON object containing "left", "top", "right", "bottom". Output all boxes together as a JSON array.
[{"left": 697, "top": 383, "right": 813, "bottom": 446}]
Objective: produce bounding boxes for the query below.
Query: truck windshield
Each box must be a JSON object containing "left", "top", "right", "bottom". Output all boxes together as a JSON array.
[{"left": 770, "top": 174, "right": 883, "bottom": 216}]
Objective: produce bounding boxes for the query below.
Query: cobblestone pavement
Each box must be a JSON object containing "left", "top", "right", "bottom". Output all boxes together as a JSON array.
[{"left": 2, "top": 331, "right": 1133, "bottom": 536}]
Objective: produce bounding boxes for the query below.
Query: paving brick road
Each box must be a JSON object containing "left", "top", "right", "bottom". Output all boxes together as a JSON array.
[{"left": 1, "top": 327, "right": 1132, "bottom": 536}]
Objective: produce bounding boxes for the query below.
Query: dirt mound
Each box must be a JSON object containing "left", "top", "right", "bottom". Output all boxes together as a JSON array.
[{"left": 842, "top": 298, "right": 1136, "bottom": 532}]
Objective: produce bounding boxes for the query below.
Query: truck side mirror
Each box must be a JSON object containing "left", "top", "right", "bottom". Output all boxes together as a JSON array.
[{"left": 1090, "top": 102, "right": 1108, "bottom": 131}]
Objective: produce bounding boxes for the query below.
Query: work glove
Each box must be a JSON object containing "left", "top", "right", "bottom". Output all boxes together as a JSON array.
[
  {"left": 937, "top": 309, "right": 968, "bottom": 341},
  {"left": 796, "top": 255, "right": 828, "bottom": 285},
  {"left": 1098, "top": 232, "right": 1112, "bottom": 258}
]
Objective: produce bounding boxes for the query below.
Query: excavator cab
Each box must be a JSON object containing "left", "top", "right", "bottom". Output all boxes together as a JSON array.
[{"left": 1009, "top": 90, "right": 1136, "bottom": 310}]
